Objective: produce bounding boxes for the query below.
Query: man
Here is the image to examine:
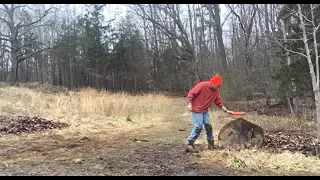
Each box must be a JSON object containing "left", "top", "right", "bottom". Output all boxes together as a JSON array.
[{"left": 186, "top": 74, "right": 233, "bottom": 153}]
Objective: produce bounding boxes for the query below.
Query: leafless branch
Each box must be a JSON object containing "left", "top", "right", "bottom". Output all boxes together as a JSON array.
[
  {"left": 316, "top": 24, "right": 320, "bottom": 32},
  {"left": 0, "top": 17, "right": 10, "bottom": 26},
  {"left": 1, "top": 44, "right": 12, "bottom": 50},
  {"left": 0, "top": 33, "right": 10, "bottom": 38},
  {"left": 17, "top": 7, "right": 53, "bottom": 29},
  {"left": 301, "top": 12, "right": 313, "bottom": 24},
  {"left": 17, "top": 47, "right": 52, "bottom": 63},
  {"left": 226, "top": 4, "right": 246, "bottom": 34},
  {"left": 2, "top": 4, "right": 9, "bottom": 11},
  {"left": 247, "top": 5, "right": 258, "bottom": 38},
  {"left": 272, "top": 36, "right": 307, "bottom": 58},
  {"left": 298, "top": 4, "right": 317, "bottom": 90},
  {"left": 276, "top": 38, "right": 305, "bottom": 41},
  {"left": 0, "top": 7, "right": 9, "bottom": 13},
  {"left": 0, "top": 37, "right": 10, "bottom": 42},
  {"left": 136, "top": 5, "right": 182, "bottom": 43},
  {"left": 18, "top": 23, "right": 54, "bottom": 39},
  {"left": 221, "top": 5, "right": 239, "bottom": 27},
  {"left": 11, "top": 5, "right": 26, "bottom": 12},
  {"left": 282, "top": 5, "right": 298, "bottom": 16},
  {"left": 17, "top": 42, "right": 40, "bottom": 51}
]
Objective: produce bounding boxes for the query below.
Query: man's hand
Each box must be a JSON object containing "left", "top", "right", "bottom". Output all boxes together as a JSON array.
[
  {"left": 226, "top": 110, "right": 233, "bottom": 114},
  {"left": 221, "top": 106, "right": 232, "bottom": 114},
  {"left": 187, "top": 103, "right": 192, "bottom": 111}
]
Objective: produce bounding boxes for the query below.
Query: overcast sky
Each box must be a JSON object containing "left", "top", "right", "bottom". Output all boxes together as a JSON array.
[
  {"left": 102, "top": 4, "right": 228, "bottom": 25},
  {"left": 103, "top": 4, "right": 127, "bottom": 21},
  {"left": 71, "top": 4, "right": 228, "bottom": 28}
]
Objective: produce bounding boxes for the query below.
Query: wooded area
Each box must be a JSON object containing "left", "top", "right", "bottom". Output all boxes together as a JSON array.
[
  {"left": 2, "top": 5, "right": 320, "bottom": 175},
  {"left": 0, "top": 4, "right": 320, "bottom": 119}
]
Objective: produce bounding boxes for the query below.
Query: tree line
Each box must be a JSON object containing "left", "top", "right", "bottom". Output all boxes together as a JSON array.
[{"left": 0, "top": 4, "right": 319, "bottom": 104}]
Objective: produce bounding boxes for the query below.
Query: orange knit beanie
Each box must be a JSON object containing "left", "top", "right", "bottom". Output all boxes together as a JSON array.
[{"left": 210, "top": 74, "right": 223, "bottom": 86}]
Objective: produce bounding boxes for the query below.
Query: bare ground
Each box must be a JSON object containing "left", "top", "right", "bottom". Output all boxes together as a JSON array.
[
  {"left": 0, "top": 111, "right": 236, "bottom": 176},
  {"left": 0, "top": 86, "right": 319, "bottom": 176},
  {"left": 0, "top": 137, "right": 232, "bottom": 176}
]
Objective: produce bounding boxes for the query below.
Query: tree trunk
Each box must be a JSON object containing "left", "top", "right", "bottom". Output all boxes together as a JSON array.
[
  {"left": 58, "top": 58, "right": 62, "bottom": 86},
  {"left": 213, "top": 4, "right": 228, "bottom": 76},
  {"left": 149, "top": 4, "right": 158, "bottom": 90},
  {"left": 5, "top": 56, "right": 9, "bottom": 81},
  {"left": 25, "top": 60, "right": 29, "bottom": 82},
  {"left": 10, "top": 50, "right": 18, "bottom": 84},
  {"left": 298, "top": 4, "right": 319, "bottom": 140},
  {"left": 51, "top": 53, "right": 57, "bottom": 86},
  {"left": 315, "top": 91, "right": 320, "bottom": 140},
  {"left": 264, "top": 4, "right": 270, "bottom": 34},
  {"left": 286, "top": 92, "right": 294, "bottom": 116},
  {"left": 69, "top": 51, "right": 73, "bottom": 90},
  {"left": 281, "top": 14, "right": 296, "bottom": 116}
]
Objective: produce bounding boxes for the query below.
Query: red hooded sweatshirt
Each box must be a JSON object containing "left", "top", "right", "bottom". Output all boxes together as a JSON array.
[{"left": 187, "top": 81, "right": 224, "bottom": 113}]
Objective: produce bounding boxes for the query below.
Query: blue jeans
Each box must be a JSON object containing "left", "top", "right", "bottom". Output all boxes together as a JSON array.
[{"left": 187, "top": 112, "right": 213, "bottom": 144}]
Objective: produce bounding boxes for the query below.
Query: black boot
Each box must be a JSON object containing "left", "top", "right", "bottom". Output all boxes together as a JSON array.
[
  {"left": 185, "top": 140, "right": 199, "bottom": 153},
  {"left": 208, "top": 140, "right": 215, "bottom": 150}
]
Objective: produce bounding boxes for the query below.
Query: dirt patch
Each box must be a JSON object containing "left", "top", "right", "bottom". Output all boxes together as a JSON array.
[
  {"left": 0, "top": 115, "right": 69, "bottom": 135},
  {"left": 263, "top": 131, "right": 320, "bottom": 156},
  {"left": 0, "top": 132, "right": 235, "bottom": 176}
]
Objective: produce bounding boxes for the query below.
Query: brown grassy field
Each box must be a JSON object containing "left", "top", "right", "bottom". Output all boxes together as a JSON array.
[{"left": 0, "top": 83, "right": 319, "bottom": 175}]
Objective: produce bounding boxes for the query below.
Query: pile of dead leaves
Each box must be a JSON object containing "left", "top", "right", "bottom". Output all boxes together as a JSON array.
[
  {"left": 263, "top": 131, "right": 320, "bottom": 156},
  {"left": 0, "top": 115, "right": 69, "bottom": 135}
]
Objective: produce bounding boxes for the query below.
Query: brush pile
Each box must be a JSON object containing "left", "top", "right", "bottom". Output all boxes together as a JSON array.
[
  {"left": 0, "top": 115, "right": 69, "bottom": 135},
  {"left": 263, "top": 131, "right": 320, "bottom": 156}
]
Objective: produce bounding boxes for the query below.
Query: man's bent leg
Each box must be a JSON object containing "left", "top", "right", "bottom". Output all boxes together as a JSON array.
[
  {"left": 186, "top": 113, "right": 204, "bottom": 153},
  {"left": 203, "top": 112, "right": 215, "bottom": 150}
]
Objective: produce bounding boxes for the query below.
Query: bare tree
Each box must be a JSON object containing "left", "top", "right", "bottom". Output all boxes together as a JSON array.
[
  {"left": 227, "top": 4, "right": 258, "bottom": 72},
  {"left": 273, "top": 4, "right": 320, "bottom": 140},
  {"left": 132, "top": 4, "right": 200, "bottom": 88},
  {"left": 298, "top": 4, "right": 320, "bottom": 140},
  {"left": 0, "top": 4, "right": 54, "bottom": 83},
  {"left": 205, "top": 4, "right": 229, "bottom": 76}
]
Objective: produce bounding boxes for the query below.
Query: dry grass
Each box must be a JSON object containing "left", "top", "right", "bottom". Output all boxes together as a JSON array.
[
  {"left": 185, "top": 110, "right": 319, "bottom": 175},
  {"left": 225, "top": 114, "right": 313, "bottom": 134},
  {"left": 0, "top": 84, "right": 319, "bottom": 175},
  {"left": 184, "top": 109, "right": 316, "bottom": 145},
  {"left": 199, "top": 149, "right": 320, "bottom": 175},
  {"left": 0, "top": 86, "right": 173, "bottom": 139}
]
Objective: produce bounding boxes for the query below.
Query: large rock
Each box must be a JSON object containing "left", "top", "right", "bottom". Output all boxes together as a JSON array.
[{"left": 218, "top": 118, "right": 264, "bottom": 150}]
